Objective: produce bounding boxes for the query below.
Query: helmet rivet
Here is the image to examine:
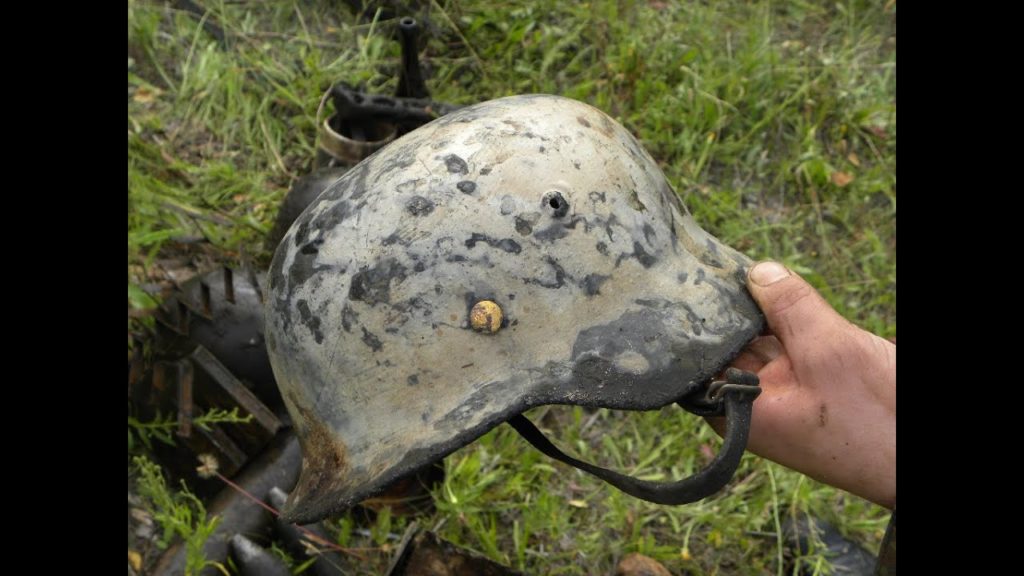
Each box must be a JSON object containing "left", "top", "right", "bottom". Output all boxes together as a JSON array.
[{"left": 470, "top": 300, "right": 503, "bottom": 333}]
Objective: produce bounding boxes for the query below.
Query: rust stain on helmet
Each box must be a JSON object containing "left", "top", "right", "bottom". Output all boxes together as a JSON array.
[
  {"left": 265, "top": 94, "right": 765, "bottom": 524},
  {"left": 285, "top": 401, "right": 351, "bottom": 515}
]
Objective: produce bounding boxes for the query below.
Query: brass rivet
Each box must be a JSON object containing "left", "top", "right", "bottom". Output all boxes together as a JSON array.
[{"left": 470, "top": 300, "right": 503, "bottom": 333}]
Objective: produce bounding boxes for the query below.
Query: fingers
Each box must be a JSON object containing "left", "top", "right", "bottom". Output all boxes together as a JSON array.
[
  {"left": 746, "top": 262, "right": 850, "bottom": 358},
  {"left": 747, "top": 335, "right": 783, "bottom": 364},
  {"left": 729, "top": 351, "right": 765, "bottom": 374},
  {"left": 728, "top": 336, "right": 782, "bottom": 373}
]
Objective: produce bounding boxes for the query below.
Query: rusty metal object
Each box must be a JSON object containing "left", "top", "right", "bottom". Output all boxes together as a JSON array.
[
  {"left": 154, "top": 266, "right": 278, "bottom": 406},
  {"left": 266, "top": 94, "right": 765, "bottom": 523},
  {"left": 132, "top": 265, "right": 286, "bottom": 491},
  {"left": 317, "top": 110, "right": 398, "bottom": 168},
  {"left": 386, "top": 523, "right": 522, "bottom": 576},
  {"left": 315, "top": 89, "right": 463, "bottom": 168},
  {"left": 187, "top": 344, "right": 282, "bottom": 451},
  {"left": 315, "top": 16, "right": 462, "bottom": 169},
  {"left": 396, "top": 17, "right": 430, "bottom": 100},
  {"left": 326, "top": 87, "right": 462, "bottom": 135},
  {"left": 137, "top": 254, "right": 445, "bottom": 506},
  {"left": 151, "top": 432, "right": 301, "bottom": 576},
  {"left": 132, "top": 343, "right": 283, "bottom": 492}
]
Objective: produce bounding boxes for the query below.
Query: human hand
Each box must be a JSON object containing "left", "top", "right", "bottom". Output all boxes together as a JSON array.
[{"left": 714, "top": 262, "right": 896, "bottom": 509}]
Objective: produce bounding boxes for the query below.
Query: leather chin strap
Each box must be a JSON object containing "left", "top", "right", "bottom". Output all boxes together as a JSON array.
[{"left": 508, "top": 369, "right": 761, "bottom": 505}]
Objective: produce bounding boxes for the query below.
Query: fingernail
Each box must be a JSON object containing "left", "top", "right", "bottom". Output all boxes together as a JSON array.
[{"left": 749, "top": 261, "right": 790, "bottom": 286}]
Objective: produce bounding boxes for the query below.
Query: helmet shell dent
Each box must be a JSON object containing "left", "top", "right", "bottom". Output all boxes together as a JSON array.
[{"left": 266, "top": 94, "right": 764, "bottom": 523}]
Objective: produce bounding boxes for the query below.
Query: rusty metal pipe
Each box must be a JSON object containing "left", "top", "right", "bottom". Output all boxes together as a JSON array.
[{"left": 396, "top": 17, "right": 429, "bottom": 100}]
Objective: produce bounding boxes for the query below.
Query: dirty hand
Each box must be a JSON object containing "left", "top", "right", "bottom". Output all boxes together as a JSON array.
[{"left": 717, "top": 261, "right": 896, "bottom": 509}]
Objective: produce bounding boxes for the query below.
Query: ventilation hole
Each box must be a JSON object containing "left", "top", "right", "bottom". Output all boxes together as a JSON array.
[{"left": 542, "top": 191, "right": 569, "bottom": 218}]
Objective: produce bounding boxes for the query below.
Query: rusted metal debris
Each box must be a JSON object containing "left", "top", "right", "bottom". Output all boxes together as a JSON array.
[
  {"left": 128, "top": 262, "right": 286, "bottom": 497},
  {"left": 153, "top": 265, "right": 277, "bottom": 406},
  {"left": 131, "top": 343, "right": 283, "bottom": 493},
  {"left": 315, "top": 15, "right": 461, "bottom": 170}
]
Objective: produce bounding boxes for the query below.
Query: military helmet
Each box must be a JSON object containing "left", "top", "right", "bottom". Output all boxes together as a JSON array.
[{"left": 266, "top": 94, "right": 764, "bottom": 524}]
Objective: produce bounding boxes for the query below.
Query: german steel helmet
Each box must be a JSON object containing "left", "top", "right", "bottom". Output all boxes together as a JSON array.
[{"left": 266, "top": 94, "right": 765, "bottom": 524}]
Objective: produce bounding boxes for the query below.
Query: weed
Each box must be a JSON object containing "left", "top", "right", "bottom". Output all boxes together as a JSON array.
[{"left": 133, "top": 455, "right": 225, "bottom": 575}]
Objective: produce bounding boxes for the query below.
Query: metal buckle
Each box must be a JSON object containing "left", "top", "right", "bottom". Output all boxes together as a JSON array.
[{"left": 705, "top": 368, "right": 762, "bottom": 403}]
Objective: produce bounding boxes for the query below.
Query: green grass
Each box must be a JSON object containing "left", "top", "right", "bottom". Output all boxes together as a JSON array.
[
  {"left": 133, "top": 455, "right": 225, "bottom": 574},
  {"left": 128, "top": 1, "right": 895, "bottom": 573}
]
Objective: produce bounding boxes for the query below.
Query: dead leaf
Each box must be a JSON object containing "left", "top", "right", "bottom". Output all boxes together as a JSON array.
[
  {"left": 847, "top": 152, "right": 861, "bottom": 167},
  {"left": 831, "top": 171, "right": 855, "bottom": 187},
  {"left": 132, "top": 86, "right": 161, "bottom": 104},
  {"left": 616, "top": 553, "right": 672, "bottom": 576},
  {"left": 128, "top": 550, "right": 142, "bottom": 572}
]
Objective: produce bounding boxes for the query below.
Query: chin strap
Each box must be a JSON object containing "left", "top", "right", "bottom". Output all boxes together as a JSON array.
[{"left": 508, "top": 369, "right": 761, "bottom": 505}]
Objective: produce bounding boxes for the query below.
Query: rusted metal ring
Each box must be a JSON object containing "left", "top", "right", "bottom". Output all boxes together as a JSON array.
[{"left": 709, "top": 383, "right": 762, "bottom": 402}]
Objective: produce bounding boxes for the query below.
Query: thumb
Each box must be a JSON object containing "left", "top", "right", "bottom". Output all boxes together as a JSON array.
[{"left": 746, "top": 261, "right": 849, "bottom": 354}]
